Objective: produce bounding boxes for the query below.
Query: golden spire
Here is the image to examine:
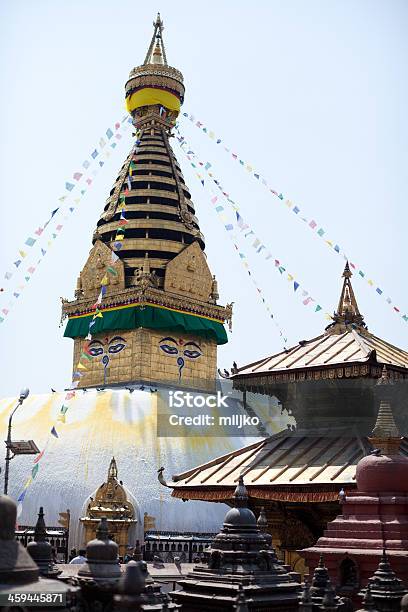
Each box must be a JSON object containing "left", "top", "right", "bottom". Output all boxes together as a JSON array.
[
  {"left": 328, "top": 262, "right": 366, "bottom": 332},
  {"left": 369, "top": 366, "right": 402, "bottom": 455},
  {"left": 144, "top": 13, "right": 167, "bottom": 65},
  {"left": 108, "top": 457, "right": 118, "bottom": 480}
]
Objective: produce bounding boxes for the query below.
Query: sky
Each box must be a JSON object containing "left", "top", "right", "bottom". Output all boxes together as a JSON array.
[{"left": 0, "top": 0, "right": 407, "bottom": 398}]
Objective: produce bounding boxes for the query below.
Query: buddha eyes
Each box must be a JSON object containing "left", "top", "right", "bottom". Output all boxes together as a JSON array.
[
  {"left": 108, "top": 342, "right": 126, "bottom": 354},
  {"left": 88, "top": 346, "right": 104, "bottom": 356},
  {"left": 87, "top": 338, "right": 126, "bottom": 357},
  {"left": 160, "top": 344, "right": 179, "bottom": 355},
  {"left": 183, "top": 349, "right": 201, "bottom": 359}
]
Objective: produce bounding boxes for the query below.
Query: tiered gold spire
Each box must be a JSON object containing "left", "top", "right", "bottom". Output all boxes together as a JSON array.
[{"left": 62, "top": 15, "right": 231, "bottom": 389}]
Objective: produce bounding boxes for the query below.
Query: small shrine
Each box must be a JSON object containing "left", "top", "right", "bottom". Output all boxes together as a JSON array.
[{"left": 80, "top": 457, "right": 137, "bottom": 557}]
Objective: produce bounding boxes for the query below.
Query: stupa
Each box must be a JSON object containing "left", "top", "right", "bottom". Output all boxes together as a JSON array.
[
  {"left": 0, "top": 14, "right": 282, "bottom": 544},
  {"left": 61, "top": 12, "right": 231, "bottom": 391}
]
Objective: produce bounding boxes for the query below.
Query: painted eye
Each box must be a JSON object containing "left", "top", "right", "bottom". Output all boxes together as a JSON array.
[
  {"left": 160, "top": 344, "right": 179, "bottom": 355},
  {"left": 108, "top": 343, "right": 126, "bottom": 354},
  {"left": 88, "top": 347, "right": 104, "bottom": 356},
  {"left": 183, "top": 350, "right": 202, "bottom": 359}
]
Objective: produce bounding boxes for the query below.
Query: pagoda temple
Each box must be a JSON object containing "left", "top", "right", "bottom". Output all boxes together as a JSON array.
[
  {"left": 165, "top": 265, "right": 408, "bottom": 574},
  {"left": 61, "top": 13, "right": 231, "bottom": 390}
]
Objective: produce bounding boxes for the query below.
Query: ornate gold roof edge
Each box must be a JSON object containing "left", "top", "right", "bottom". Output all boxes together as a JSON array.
[{"left": 62, "top": 287, "right": 229, "bottom": 322}]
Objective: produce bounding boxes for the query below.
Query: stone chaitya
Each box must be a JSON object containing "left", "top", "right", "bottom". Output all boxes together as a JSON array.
[
  {"left": 166, "top": 264, "right": 408, "bottom": 572},
  {"left": 171, "top": 476, "right": 301, "bottom": 611},
  {"left": 0, "top": 495, "right": 80, "bottom": 611},
  {"left": 27, "top": 506, "right": 61, "bottom": 579},
  {"left": 61, "top": 13, "right": 231, "bottom": 390},
  {"left": 80, "top": 457, "right": 139, "bottom": 558}
]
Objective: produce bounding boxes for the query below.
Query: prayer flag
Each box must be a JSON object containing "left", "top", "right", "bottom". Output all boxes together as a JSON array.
[
  {"left": 28, "top": 266, "right": 35, "bottom": 274},
  {"left": 83, "top": 160, "right": 91, "bottom": 169},
  {"left": 65, "top": 182, "right": 75, "bottom": 191},
  {"left": 32, "top": 464, "right": 39, "bottom": 478},
  {"left": 294, "top": 282, "right": 300, "bottom": 292},
  {"left": 17, "top": 490, "right": 27, "bottom": 502},
  {"left": 309, "top": 220, "right": 317, "bottom": 229},
  {"left": 4, "top": 272, "right": 12, "bottom": 280},
  {"left": 91, "top": 150, "right": 98, "bottom": 159},
  {"left": 51, "top": 426, "right": 59, "bottom": 438},
  {"left": 73, "top": 172, "right": 83, "bottom": 181},
  {"left": 14, "top": 260, "right": 21, "bottom": 268},
  {"left": 34, "top": 450, "right": 44, "bottom": 464},
  {"left": 25, "top": 237, "right": 36, "bottom": 247},
  {"left": 35, "top": 227, "right": 43, "bottom": 236},
  {"left": 111, "top": 252, "right": 119, "bottom": 262},
  {"left": 106, "top": 128, "right": 113, "bottom": 139},
  {"left": 107, "top": 266, "right": 117, "bottom": 275}
]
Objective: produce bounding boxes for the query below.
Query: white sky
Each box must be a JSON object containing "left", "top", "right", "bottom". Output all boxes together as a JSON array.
[{"left": 0, "top": 0, "right": 407, "bottom": 398}]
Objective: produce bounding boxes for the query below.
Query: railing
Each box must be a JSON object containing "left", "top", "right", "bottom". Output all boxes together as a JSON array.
[
  {"left": 144, "top": 530, "right": 216, "bottom": 563},
  {"left": 15, "top": 526, "right": 69, "bottom": 563}
]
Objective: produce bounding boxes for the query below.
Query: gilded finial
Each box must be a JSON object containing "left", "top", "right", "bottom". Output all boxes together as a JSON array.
[{"left": 327, "top": 262, "right": 366, "bottom": 333}]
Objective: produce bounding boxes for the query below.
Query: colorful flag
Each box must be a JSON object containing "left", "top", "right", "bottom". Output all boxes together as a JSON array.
[
  {"left": 91, "top": 150, "right": 98, "bottom": 159},
  {"left": 14, "top": 260, "right": 21, "bottom": 268},
  {"left": 106, "top": 128, "right": 113, "bottom": 139},
  {"left": 4, "top": 271, "right": 12, "bottom": 280},
  {"left": 25, "top": 237, "right": 36, "bottom": 247},
  {"left": 65, "top": 182, "right": 75, "bottom": 191},
  {"left": 32, "top": 464, "right": 39, "bottom": 479},
  {"left": 51, "top": 426, "right": 59, "bottom": 438}
]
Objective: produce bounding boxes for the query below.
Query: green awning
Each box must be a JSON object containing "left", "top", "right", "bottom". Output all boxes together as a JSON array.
[{"left": 64, "top": 304, "right": 228, "bottom": 345}]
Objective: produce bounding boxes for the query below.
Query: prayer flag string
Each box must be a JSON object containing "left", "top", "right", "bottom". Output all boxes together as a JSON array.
[
  {"left": 176, "top": 130, "right": 330, "bottom": 321},
  {"left": 0, "top": 117, "right": 133, "bottom": 326},
  {"left": 180, "top": 112, "right": 408, "bottom": 325}
]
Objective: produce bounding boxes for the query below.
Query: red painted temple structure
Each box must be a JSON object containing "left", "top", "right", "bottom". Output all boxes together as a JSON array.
[{"left": 301, "top": 366, "right": 408, "bottom": 603}]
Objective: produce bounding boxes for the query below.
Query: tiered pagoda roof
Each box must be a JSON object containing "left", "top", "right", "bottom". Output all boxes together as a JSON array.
[{"left": 231, "top": 263, "right": 408, "bottom": 389}]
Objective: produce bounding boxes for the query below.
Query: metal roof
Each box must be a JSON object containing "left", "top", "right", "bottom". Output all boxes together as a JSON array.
[
  {"left": 232, "top": 329, "right": 408, "bottom": 377},
  {"left": 169, "top": 427, "right": 408, "bottom": 493}
]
